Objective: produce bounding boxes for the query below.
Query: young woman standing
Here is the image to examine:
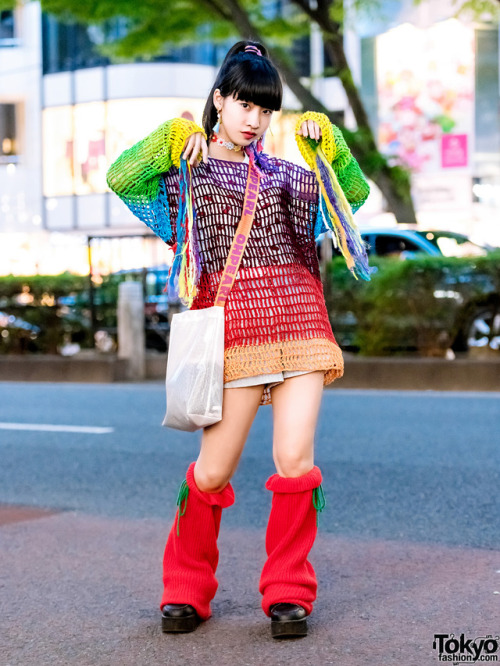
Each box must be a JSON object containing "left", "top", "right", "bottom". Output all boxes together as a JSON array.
[{"left": 107, "top": 40, "right": 371, "bottom": 639}]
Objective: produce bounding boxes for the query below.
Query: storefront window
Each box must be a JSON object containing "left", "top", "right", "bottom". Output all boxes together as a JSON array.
[
  {"left": 43, "top": 98, "right": 208, "bottom": 197},
  {"left": 105, "top": 97, "right": 206, "bottom": 164},
  {"left": 73, "top": 103, "right": 106, "bottom": 195},
  {"left": 43, "top": 106, "right": 74, "bottom": 196},
  {"left": 376, "top": 20, "right": 474, "bottom": 173},
  {"left": 0, "top": 104, "right": 18, "bottom": 161}
]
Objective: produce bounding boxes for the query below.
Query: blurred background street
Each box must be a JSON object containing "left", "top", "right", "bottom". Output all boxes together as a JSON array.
[
  {"left": 1, "top": 0, "right": 500, "bottom": 363},
  {"left": 2, "top": 0, "right": 500, "bottom": 663},
  {"left": 0, "top": 382, "right": 499, "bottom": 664}
]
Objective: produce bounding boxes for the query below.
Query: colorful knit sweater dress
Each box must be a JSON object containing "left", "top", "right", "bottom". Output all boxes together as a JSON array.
[{"left": 107, "top": 112, "right": 370, "bottom": 405}]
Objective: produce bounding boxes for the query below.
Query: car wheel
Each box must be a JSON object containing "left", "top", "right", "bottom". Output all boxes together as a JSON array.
[{"left": 466, "top": 306, "right": 500, "bottom": 352}]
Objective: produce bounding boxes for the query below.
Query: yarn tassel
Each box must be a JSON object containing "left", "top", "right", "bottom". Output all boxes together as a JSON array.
[
  {"left": 244, "top": 139, "right": 278, "bottom": 178},
  {"left": 190, "top": 211, "right": 202, "bottom": 282},
  {"left": 166, "top": 159, "right": 201, "bottom": 307},
  {"left": 312, "top": 145, "right": 374, "bottom": 281}
]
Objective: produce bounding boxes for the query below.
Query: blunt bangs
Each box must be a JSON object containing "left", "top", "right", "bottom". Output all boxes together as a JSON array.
[
  {"left": 202, "top": 46, "right": 283, "bottom": 140},
  {"left": 220, "top": 57, "right": 282, "bottom": 111}
]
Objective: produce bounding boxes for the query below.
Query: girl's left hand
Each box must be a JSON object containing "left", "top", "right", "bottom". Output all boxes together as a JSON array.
[{"left": 297, "top": 119, "right": 322, "bottom": 141}]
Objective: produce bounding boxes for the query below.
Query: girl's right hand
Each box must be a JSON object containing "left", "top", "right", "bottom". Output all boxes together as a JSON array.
[{"left": 182, "top": 132, "right": 208, "bottom": 167}]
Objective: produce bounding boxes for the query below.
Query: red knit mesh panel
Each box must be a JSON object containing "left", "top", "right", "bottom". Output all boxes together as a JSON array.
[{"left": 164, "top": 156, "right": 344, "bottom": 406}]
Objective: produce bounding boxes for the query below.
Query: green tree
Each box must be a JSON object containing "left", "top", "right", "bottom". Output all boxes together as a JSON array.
[{"left": 2, "top": 0, "right": 498, "bottom": 220}]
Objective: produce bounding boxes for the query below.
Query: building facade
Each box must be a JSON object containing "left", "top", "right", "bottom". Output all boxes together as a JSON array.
[
  {"left": 358, "top": 0, "right": 500, "bottom": 244},
  {"left": 1, "top": 2, "right": 335, "bottom": 275},
  {"left": 0, "top": 4, "right": 43, "bottom": 274},
  {"left": 1, "top": 0, "right": 499, "bottom": 276}
]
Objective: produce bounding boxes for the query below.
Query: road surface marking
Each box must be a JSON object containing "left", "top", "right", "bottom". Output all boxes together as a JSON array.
[{"left": 0, "top": 423, "right": 113, "bottom": 434}]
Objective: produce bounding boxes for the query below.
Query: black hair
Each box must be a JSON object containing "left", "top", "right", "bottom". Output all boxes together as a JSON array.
[{"left": 202, "top": 40, "right": 283, "bottom": 141}]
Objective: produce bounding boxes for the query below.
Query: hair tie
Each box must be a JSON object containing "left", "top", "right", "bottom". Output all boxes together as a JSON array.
[{"left": 244, "top": 45, "right": 262, "bottom": 57}]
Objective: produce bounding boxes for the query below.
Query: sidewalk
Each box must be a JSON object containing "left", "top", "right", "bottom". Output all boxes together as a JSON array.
[
  {"left": 1, "top": 352, "right": 499, "bottom": 391},
  {"left": 1, "top": 510, "right": 498, "bottom": 666}
]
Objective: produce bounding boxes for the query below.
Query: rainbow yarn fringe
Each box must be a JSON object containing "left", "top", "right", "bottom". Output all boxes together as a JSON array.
[
  {"left": 166, "top": 131, "right": 373, "bottom": 305},
  {"left": 244, "top": 133, "right": 278, "bottom": 178},
  {"left": 166, "top": 159, "right": 201, "bottom": 307},
  {"left": 167, "top": 141, "right": 277, "bottom": 305},
  {"left": 312, "top": 144, "right": 374, "bottom": 281}
]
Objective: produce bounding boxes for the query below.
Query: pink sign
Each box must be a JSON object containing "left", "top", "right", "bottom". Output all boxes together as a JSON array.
[{"left": 441, "top": 134, "right": 468, "bottom": 168}]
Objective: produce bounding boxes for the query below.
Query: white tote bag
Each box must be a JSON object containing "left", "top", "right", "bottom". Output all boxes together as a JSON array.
[
  {"left": 162, "top": 162, "right": 260, "bottom": 432},
  {"left": 163, "top": 306, "right": 225, "bottom": 431}
]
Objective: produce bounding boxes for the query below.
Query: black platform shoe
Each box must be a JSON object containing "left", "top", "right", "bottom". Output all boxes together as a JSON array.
[
  {"left": 161, "top": 603, "right": 201, "bottom": 633},
  {"left": 270, "top": 602, "right": 308, "bottom": 638}
]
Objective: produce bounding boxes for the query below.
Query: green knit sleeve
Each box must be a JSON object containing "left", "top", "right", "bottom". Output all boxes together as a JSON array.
[
  {"left": 329, "top": 124, "right": 370, "bottom": 212},
  {"left": 295, "top": 111, "right": 370, "bottom": 212},
  {"left": 295, "top": 111, "right": 373, "bottom": 280},
  {"left": 106, "top": 117, "right": 206, "bottom": 243}
]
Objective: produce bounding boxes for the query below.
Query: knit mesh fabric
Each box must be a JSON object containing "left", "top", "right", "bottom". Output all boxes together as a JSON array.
[
  {"left": 107, "top": 113, "right": 370, "bottom": 406},
  {"left": 106, "top": 118, "right": 206, "bottom": 244},
  {"left": 295, "top": 111, "right": 369, "bottom": 212},
  {"left": 163, "top": 156, "right": 343, "bottom": 405}
]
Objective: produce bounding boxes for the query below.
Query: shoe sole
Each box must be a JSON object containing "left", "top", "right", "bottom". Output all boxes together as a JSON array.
[
  {"left": 271, "top": 617, "right": 308, "bottom": 638},
  {"left": 161, "top": 613, "right": 201, "bottom": 633}
]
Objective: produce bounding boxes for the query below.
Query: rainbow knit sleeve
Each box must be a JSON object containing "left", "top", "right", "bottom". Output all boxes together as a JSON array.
[
  {"left": 295, "top": 111, "right": 373, "bottom": 280},
  {"left": 106, "top": 118, "right": 206, "bottom": 244}
]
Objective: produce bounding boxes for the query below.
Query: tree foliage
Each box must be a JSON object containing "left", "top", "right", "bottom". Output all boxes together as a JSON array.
[
  {"left": 2, "top": 0, "right": 498, "bottom": 222},
  {"left": 1, "top": 0, "right": 498, "bottom": 55},
  {"left": 415, "top": 0, "right": 500, "bottom": 19}
]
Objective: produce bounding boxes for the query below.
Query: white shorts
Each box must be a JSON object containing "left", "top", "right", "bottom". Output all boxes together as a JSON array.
[{"left": 223, "top": 369, "right": 312, "bottom": 391}]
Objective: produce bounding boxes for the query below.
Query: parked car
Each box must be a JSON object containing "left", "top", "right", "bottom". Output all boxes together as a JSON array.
[
  {"left": 317, "top": 226, "right": 496, "bottom": 261},
  {"left": 0, "top": 310, "right": 40, "bottom": 352},
  {"left": 361, "top": 227, "right": 495, "bottom": 259},
  {"left": 319, "top": 227, "right": 500, "bottom": 355}
]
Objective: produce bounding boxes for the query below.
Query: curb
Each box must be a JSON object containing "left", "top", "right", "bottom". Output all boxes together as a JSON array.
[
  {"left": 0, "top": 353, "right": 499, "bottom": 391},
  {"left": 0, "top": 354, "right": 128, "bottom": 383},
  {"left": 336, "top": 355, "right": 500, "bottom": 392}
]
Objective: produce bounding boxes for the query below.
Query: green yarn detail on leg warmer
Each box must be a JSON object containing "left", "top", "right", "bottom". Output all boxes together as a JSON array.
[
  {"left": 176, "top": 479, "right": 189, "bottom": 536},
  {"left": 312, "top": 484, "right": 326, "bottom": 527}
]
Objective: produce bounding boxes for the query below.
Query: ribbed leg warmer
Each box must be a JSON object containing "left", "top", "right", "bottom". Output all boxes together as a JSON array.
[
  {"left": 259, "top": 465, "right": 325, "bottom": 617},
  {"left": 160, "top": 461, "right": 235, "bottom": 621}
]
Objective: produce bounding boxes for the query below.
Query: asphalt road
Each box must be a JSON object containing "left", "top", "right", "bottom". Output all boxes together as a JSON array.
[{"left": 0, "top": 382, "right": 499, "bottom": 665}]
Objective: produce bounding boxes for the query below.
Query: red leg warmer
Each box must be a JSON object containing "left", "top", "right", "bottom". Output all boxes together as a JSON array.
[
  {"left": 160, "top": 461, "right": 235, "bottom": 621},
  {"left": 259, "top": 465, "right": 324, "bottom": 617}
]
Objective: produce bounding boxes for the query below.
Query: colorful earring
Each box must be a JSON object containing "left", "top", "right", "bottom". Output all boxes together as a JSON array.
[{"left": 213, "top": 109, "right": 221, "bottom": 134}]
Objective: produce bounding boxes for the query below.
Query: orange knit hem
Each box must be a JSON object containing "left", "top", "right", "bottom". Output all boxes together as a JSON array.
[{"left": 223, "top": 338, "right": 344, "bottom": 405}]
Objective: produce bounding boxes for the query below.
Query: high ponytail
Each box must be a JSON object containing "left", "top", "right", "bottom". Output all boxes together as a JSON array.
[{"left": 202, "top": 40, "right": 282, "bottom": 142}]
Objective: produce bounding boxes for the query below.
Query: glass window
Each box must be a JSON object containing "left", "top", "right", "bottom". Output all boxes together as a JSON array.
[
  {"left": 42, "top": 13, "right": 221, "bottom": 74},
  {"left": 323, "top": 36, "right": 343, "bottom": 77},
  {"left": 0, "top": 104, "right": 18, "bottom": 161},
  {"left": 292, "top": 34, "right": 311, "bottom": 78},
  {"left": 73, "top": 103, "right": 106, "bottom": 195},
  {"left": 435, "top": 236, "right": 487, "bottom": 257},
  {"left": 0, "top": 11, "right": 14, "bottom": 41},
  {"left": 475, "top": 28, "right": 500, "bottom": 155},
  {"left": 43, "top": 106, "right": 74, "bottom": 196},
  {"left": 374, "top": 235, "right": 423, "bottom": 257},
  {"left": 43, "top": 97, "right": 207, "bottom": 197},
  {"left": 42, "top": 15, "right": 110, "bottom": 74},
  {"left": 43, "top": 103, "right": 107, "bottom": 196},
  {"left": 106, "top": 97, "right": 207, "bottom": 164},
  {"left": 417, "top": 231, "right": 488, "bottom": 257}
]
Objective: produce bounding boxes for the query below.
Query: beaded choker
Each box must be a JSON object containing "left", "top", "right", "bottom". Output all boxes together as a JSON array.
[{"left": 211, "top": 132, "right": 243, "bottom": 152}]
